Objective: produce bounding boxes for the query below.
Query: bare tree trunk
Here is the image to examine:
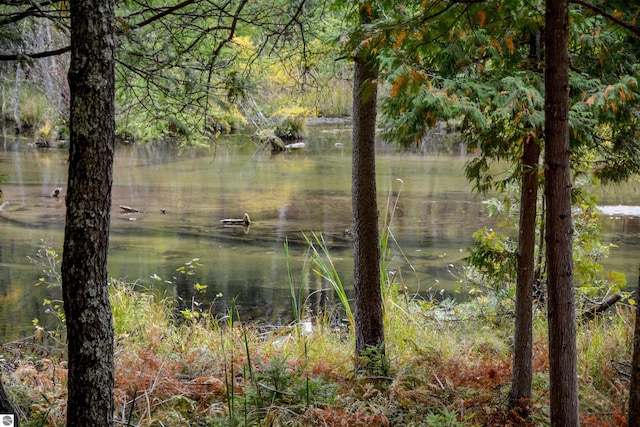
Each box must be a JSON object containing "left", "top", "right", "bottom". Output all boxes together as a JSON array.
[
  {"left": 629, "top": 268, "right": 640, "bottom": 426},
  {"left": 12, "top": 62, "right": 21, "bottom": 132},
  {"left": 351, "top": 6, "right": 385, "bottom": 374},
  {"left": 544, "top": 0, "right": 579, "bottom": 425},
  {"left": 62, "top": 1, "right": 115, "bottom": 426},
  {"left": 508, "top": 134, "right": 540, "bottom": 417}
]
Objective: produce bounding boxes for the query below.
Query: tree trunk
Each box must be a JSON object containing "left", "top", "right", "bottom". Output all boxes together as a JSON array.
[
  {"left": 544, "top": 0, "right": 579, "bottom": 425},
  {"left": 351, "top": 6, "right": 385, "bottom": 373},
  {"left": 62, "top": 1, "right": 115, "bottom": 426},
  {"left": 509, "top": 28, "right": 544, "bottom": 417},
  {"left": 12, "top": 62, "right": 21, "bottom": 133},
  {"left": 629, "top": 268, "right": 640, "bottom": 426},
  {"left": 508, "top": 134, "right": 540, "bottom": 416}
]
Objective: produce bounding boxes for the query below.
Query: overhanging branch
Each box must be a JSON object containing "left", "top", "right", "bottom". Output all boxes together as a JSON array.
[
  {"left": 571, "top": 0, "right": 640, "bottom": 35},
  {"left": 0, "top": 46, "right": 70, "bottom": 61}
]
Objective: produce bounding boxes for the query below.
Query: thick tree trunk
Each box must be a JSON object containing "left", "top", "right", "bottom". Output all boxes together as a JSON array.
[
  {"left": 352, "top": 9, "right": 385, "bottom": 373},
  {"left": 62, "top": 1, "right": 115, "bottom": 426},
  {"left": 629, "top": 268, "right": 640, "bottom": 426},
  {"left": 544, "top": 0, "right": 579, "bottom": 425},
  {"left": 508, "top": 135, "right": 540, "bottom": 416}
]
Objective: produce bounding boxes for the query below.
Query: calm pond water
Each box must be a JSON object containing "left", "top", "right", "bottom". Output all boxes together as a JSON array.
[{"left": 0, "top": 122, "right": 638, "bottom": 341}]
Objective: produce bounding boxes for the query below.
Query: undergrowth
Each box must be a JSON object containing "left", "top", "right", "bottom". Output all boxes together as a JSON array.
[{"left": 0, "top": 279, "right": 634, "bottom": 426}]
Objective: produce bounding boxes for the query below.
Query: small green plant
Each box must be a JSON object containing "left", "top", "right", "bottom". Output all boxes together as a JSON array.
[
  {"left": 356, "top": 343, "right": 390, "bottom": 377},
  {"left": 170, "top": 258, "right": 216, "bottom": 322},
  {"left": 464, "top": 227, "right": 517, "bottom": 294},
  {"left": 424, "top": 408, "right": 480, "bottom": 427},
  {"left": 28, "top": 241, "right": 66, "bottom": 342},
  {"left": 244, "top": 350, "right": 337, "bottom": 418},
  {"left": 274, "top": 116, "right": 306, "bottom": 140}
]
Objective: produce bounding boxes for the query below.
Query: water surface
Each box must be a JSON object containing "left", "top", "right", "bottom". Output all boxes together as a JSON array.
[{"left": 0, "top": 123, "right": 637, "bottom": 341}]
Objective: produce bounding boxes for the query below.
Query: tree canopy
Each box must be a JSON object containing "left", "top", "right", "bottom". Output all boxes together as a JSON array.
[{"left": 0, "top": 0, "right": 348, "bottom": 141}]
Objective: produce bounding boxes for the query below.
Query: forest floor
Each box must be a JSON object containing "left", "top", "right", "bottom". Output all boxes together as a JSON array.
[{"left": 1, "top": 280, "right": 633, "bottom": 427}]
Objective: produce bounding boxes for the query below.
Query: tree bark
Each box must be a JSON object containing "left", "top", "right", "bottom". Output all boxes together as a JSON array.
[
  {"left": 351, "top": 6, "right": 385, "bottom": 373},
  {"left": 629, "top": 268, "right": 640, "bottom": 426},
  {"left": 62, "top": 1, "right": 115, "bottom": 426},
  {"left": 544, "top": 0, "right": 579, "bottom": 425},
  {"left": 508, "top": 134, "right": 540, "bottom": 417}
]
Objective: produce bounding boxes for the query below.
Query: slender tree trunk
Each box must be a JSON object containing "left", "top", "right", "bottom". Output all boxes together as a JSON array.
[
  {"left": 12, "top": 62, "right": 21, "bottom": 132},
  {"left": 544, "top": 0, "right": 579, "bottom": 425},
  {"left": 509, "top": 29, "right": 544, "bottom": 417},
  {"left": 629, "top": 268, "right": 640, "bottom": 426},
  {"left": 352, "top": 5, "right": 385, "bottom": 373},
  {"left": 62, "top": 1, "right": 115, "bottom": 426},
  {"left": 508, "top": 134, "right": 540, "bottom": 416}
]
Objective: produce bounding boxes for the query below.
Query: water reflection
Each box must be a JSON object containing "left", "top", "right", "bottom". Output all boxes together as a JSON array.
[{"left": 1, "top": 123, "right": 636, "bottom": 341}]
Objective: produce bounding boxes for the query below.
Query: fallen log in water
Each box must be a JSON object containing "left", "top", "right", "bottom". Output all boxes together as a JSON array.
[
  {"left": 581, "top": 292, "right": 623, "bottom": 322},
  {"left": 220, "top": 213, "right": 251, "bottom": 226},
  {"left": 119, "top": 205, "right": 141, "bottom": 213}
]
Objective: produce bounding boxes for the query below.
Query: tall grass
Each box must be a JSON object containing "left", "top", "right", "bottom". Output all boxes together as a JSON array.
[
  {"left": 284, "top": 238, "right": 307, "bottom": 326},
  {"left": 4, "top": 273, "right": 633, "bottom": 426},
  {"left": 291, "top": 179, "right": 421, "bottom": 331},
  {"left": 303, "top": 231, "right": 354, "bottom": 328},
  {"left": 379, "top": 179, "right": 420, "bottom": 306}
]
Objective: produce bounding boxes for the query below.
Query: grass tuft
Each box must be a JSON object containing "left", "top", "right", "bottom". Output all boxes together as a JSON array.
[{"left": 2, "top": 280, "right": 633, "bottom": 426}]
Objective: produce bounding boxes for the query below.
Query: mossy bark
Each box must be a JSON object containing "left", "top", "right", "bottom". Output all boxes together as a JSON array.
[
  {"left": 62, "top": 1, "right": 115, "bottom": 426},
  {"left": 351, "top": 7, "right": 385, "bottom": 374}
]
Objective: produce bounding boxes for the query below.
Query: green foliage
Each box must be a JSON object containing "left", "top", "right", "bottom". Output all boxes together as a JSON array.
[
  {"left": 356, "top": 343, "right": 389, "bottom": 377},
  {"left": 6, "top": 267, "right": 634, "bottom": 425},
  {"left": 110, "top": 279, "right": 169, "bottom": 339},
  {"left": 365, "top": 0, "right": 639, "bottom": 310},
  {"left": 304, "top": 231, "right": 354, "bottom": 328},
  {"left": 424, "top": 409, "right": 479, "bottom": 427},
  {"left": 113, "top": 0, "right": 343, "bottom": 144},
  {"left": 27, "top": 241, "right": 65, "bottom": 343},
  {"left": 272, "top": 107, "right": 309, "bottom": 140},
  {"left": 3, "top": 0, "right": 351, "bottom": 141},
  {"left": 571, "top": 177, "right": 628, "bottom": 300},
  {"left": 17, "top": 86, "right": 52, "bottom": 130},
  {"left": 0, "top": 81, "right": 56, "bottom": 132},
  {"left": 284, "top": 238, "right": 311, "bottom": 328},
  {"left": 0, "top": 173, "right": 7, "bottom": 199},
  {"left": 462, "top": 176, "right": 629, "bottom": 304},
  {"left": 375, "top": 0, "right": 640, "bottom": 197},
  {"left": 464, "top": 227, "right": 517, "bottom": 294},
  {"left": 245, "top": 353, "right": 337, "bottom": 410},
  {"left": 174, "top": 258, "right": 217, "bottom": 322}
]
